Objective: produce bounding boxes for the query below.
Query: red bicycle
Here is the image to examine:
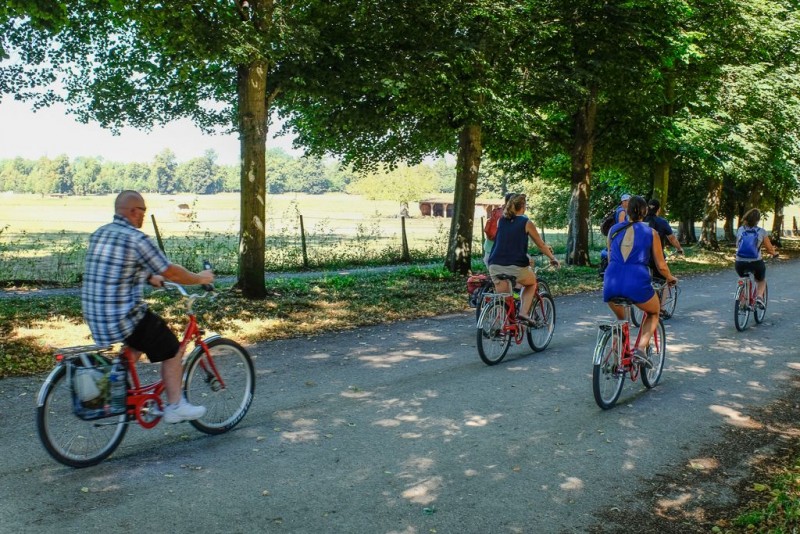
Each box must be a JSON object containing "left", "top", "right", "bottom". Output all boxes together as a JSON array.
[
  {"left": 733, "top": 254, "right": 778, "bottom": 331},
  {"left": 36, "top": 281, "right": 255, "bottom": 468},
  {"left": 476, "top": 273, "right": 556, "bottom": 365},
  {"left": 592, "top": 298, "right": 666, "bottom": 410}
]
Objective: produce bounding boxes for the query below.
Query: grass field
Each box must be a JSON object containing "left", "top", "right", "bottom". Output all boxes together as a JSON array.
[{"left": 1, "top": 192, "right": 797, "bottom": 284}]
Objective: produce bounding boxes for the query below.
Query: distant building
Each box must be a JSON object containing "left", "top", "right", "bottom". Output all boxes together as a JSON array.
[{"left": 418, "top": 197, "right": 504, "bottom": 219}]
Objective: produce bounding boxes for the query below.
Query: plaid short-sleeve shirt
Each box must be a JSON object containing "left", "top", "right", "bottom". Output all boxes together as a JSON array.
[{"left": 81, "top": 215, "right": 171, "bottom": 346}]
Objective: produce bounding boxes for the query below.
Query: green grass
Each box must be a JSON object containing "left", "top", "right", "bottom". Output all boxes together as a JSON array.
[
  {"left": 0, "top": 245, "right": 738, "bottom": 379},
  {"left": 717, "top": 457, "right": 800, "bottom": 533}
]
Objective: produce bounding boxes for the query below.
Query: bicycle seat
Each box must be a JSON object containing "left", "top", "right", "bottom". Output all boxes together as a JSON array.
[
  {"left": 609, "top": 297, "right": 635, "bottom": 306},
  {"left": 495, "top": 274, "right": 518, "bottom": 284}
]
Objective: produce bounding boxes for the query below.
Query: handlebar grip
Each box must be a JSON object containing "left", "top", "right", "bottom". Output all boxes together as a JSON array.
[{"left": 201, "top": 260, "right": 214, "bottom": 292}]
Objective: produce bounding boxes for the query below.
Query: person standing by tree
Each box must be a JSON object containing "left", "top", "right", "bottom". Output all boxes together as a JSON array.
[{"left": 81, "top": 190, "right": 214, "bottom": 423}]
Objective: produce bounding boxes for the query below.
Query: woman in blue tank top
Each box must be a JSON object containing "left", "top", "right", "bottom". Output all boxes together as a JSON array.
[
  {"left": 603, "top": 196, "right": 677, "bottom": 359},
  {"left": 488, "top": 194, "right": 560, "bottom": 323}
]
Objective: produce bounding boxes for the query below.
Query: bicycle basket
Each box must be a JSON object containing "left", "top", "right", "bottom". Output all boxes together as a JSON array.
[
  {"left": 467, "top": 274, "right": 489, "bottom": 295},
  {"left": 66, "top": 353, "right": 119, "bottom": 421}
]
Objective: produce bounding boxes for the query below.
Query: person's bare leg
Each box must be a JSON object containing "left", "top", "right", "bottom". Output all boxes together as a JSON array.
[
  {"left": 519, "top": 283, "right": 536, "bottom": 318},
  {"left": 636, "top": 294, "right": 661, "bottom": 349},
  {"left": 607, "top": 302, "right": 625, "bottom": 320},
  {"left": 756, "top": 279, "right": 767, "bottom": 300},
  {"left": 161, "top": 346, "right": 186, "bottom": 404}
]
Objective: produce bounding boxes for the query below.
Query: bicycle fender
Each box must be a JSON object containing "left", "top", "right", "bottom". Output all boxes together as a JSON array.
[
  {"left": 184, "top": 335, "right": 223, "bottom": 361},
  {"left": 592, "top": 331, "right": 612, "bottom": 365},
  {"left": 36, "top": 363, "right": 66, "bottom": 408}
]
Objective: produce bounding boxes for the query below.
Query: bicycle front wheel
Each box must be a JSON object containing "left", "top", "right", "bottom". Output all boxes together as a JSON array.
[
  {"left": 734, "top": 284, "right": 750, "bottom": 331},
  {"left": 754, "top": 282, "right": 768, "bottom": 324},
  {"left": 631, "top": 305, "right": 644, "bottom": 327},
  {"left": 527, "top": 294, "right": 555, "bottom": 352},
  {"left": 592, "top": 331, "right": 625, "bottom": 410},
  {"left": 661, "top": 284, "right": 679, "bottom": 319},
  {"left": 641, "top": 319, "right": 666, "bottom": 389},
  {"left": 537, "top": 279, "right": 552, "bottom": 296},
  {"left": 477, "top": 301, "right": 511, "bottom": 365},
  {"left": 185, "top": 338, "right": 255, "bottom": 435},
  {"left": 36, "top": 365, "right": 128, "bottom": 468}
]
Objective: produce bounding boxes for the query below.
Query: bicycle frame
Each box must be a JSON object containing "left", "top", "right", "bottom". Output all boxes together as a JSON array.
[
  {"left": 60, "top": 285, "right": 226, "bottom": 431},
  {"left": 481, "top": 283, "right": 547, "bottom": 346},
  {"left": 122, "top": 309, "right": 223, "bottom": 429},
  {"left": 593, "top": 307, "right": 649, "bottom": 382},
  {"left": 736, "top": 275, "right": 756, "bottom": 308}
]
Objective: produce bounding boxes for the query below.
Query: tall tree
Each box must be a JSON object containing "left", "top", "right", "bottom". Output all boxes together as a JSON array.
[
  {"left": 508, "top": 0, "right": 685, "bottom": 265},
  {"left": 0, "top": 0, "right": 309, "bottom": 298},
  {"left": 72, "top": 156, "right": 102, "bottom": 195},
  {"left": 278, "top": 0, "right": 540, "bottom": 274},
  {"left": 151, "top": 149, "right": 178, "bottom": 194}
]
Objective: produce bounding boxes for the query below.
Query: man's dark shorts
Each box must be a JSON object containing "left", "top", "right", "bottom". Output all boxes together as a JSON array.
[
  {"left": 735, "top": 259, "right": 766, "bottom": 282},
  {"left": 124, "top": 310, "right": 180, "bottom": 363}
]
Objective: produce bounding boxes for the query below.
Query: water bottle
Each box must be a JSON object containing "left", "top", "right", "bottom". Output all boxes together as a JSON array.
[{"left": 109, "top": 358, "right": 127, "bottom": 414}]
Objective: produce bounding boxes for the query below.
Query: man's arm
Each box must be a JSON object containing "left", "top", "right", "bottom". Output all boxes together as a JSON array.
[
  {"left": 667, "top": 234, "right": 684, "bottom": 254},
  {"left": 156, "top": 264, "right": 214, "bottom": 286}
]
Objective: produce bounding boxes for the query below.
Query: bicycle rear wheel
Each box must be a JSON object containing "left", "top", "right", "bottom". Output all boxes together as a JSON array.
[
  {"left": 754, "top": 282, "right": 768, "bottom": 324},
  {"left": 641, "top": 319, "right": 666, "bottom": 389},
  {"left": 734, "top": 284, "right": 750, "bottom": 331},
  {"left": 185, "top": 338, "right": 255, "bottom": 435},
  {"left": 592, "top": 330, "right": 625, "bottom": 410},
  {"left": 527, "top": 293, "right": 555, "bottom": 352},
  {"left": 474, "top": 281, "right": 492, "bottom": 322},
  {"left": 36, "top": 365, "right": 128, "bottom": 468},
  {"left": 477, "top": 301, "right": 511, "bottom": 365}
]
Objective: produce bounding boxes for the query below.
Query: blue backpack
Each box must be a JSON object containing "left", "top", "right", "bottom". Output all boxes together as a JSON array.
[{"left": 737, "top": 228, "right": 760, "bottom": 259}]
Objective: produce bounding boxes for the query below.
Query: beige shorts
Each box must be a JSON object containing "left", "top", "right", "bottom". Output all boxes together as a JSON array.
[{"left": 488, "top": 264, "right": 537, "bottom": 289}]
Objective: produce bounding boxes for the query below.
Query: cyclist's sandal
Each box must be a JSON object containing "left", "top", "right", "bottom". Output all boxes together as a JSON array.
[
  {"left": 517, "top": 314, "right": 535, "bottom": 326},
  {"left": 632, "top": 348, "right": 653, "bottom": 369}
]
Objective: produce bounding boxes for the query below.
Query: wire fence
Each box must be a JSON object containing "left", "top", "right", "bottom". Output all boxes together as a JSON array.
[
  {"left": 0, "top": 213, "right": 459, "bottom": 284},
  {"left": 0, "top": 210, "right": 749, "bottom": 285}
]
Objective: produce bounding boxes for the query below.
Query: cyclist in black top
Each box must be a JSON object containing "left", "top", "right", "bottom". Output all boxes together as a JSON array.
[{"left": 643, "top": 199, "right": 684, "bottom": 281}]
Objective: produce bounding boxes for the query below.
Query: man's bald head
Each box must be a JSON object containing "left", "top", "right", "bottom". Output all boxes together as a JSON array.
[
  {"left": 115, "top": 190, "right": 144, "bottom": 212},
  {"left": 114, "top": 190, "right": 147, "bottom": 228}
]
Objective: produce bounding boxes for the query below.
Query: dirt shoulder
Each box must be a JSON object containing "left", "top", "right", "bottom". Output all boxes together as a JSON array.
[{"left": 592, "top": 378, "right": 800, "bottom": 533}]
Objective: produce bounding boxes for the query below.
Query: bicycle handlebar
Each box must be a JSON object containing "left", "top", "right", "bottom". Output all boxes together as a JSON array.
[{"left": 201, "top": 260, "right": 215, "bottom": 292}]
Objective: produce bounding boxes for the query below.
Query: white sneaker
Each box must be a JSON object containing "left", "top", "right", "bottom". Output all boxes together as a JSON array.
[{"left": 163, "top": 398, "right": 207, "bottom": 424}]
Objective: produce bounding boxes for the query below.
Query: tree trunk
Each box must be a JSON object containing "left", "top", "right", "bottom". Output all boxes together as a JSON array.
[
  {"left": 444, "top": 124, "right": 482, "bottom": 275},
  {"left": 237, "top": 61, "right": 268, "bottom": 299},
  {"left": 651, "top": 74, "right": 674, "bottom": 212},
  {"left": 721, "top": 177, "right": 736, "bottom": 242},
  {"left": 771, "top": 197, "right": 784, "bottom": 246},
  {"left": 698, "top": 178, "right": 722, "bottom": 249},
  {"left": 678, "top": 218, "right": 697, "bottom": 244},
  {"left": 723, "top": 215, "right": 735, "bottom": 242},
  {"left": 565, "top": 90, "right": 597, "bottom": 266}
]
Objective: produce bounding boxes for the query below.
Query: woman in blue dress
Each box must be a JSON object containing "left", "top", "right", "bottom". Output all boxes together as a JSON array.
[{"left": 603, "top": 196, "right": 677, "bottom": 360}]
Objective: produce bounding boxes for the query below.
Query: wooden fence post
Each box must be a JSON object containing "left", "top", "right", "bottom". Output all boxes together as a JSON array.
[
  {"left": 400, "top": 216, "right": 411, "bottom": 262},
  {"left": 151, "top": 214, "right": 165, "bottom": 253},
  {"left": 299, "top": 214, "right": 309, "bottom": 268}
]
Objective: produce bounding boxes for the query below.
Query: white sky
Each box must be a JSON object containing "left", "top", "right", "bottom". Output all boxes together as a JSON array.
[{"left": 0, "top": 99, "right": 300, "bottom": 166}]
